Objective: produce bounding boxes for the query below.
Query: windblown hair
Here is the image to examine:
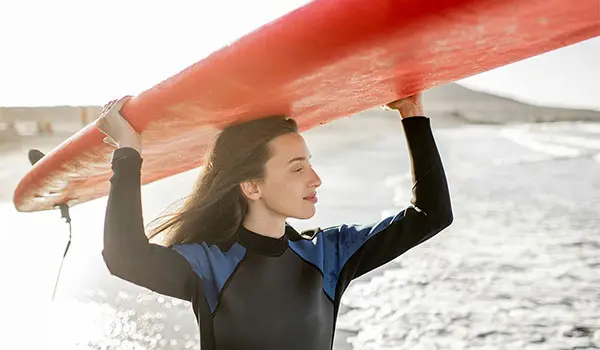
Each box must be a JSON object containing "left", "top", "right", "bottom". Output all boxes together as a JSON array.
[{"left": 147, "top": 116, "right": 298, "bottom": 247}]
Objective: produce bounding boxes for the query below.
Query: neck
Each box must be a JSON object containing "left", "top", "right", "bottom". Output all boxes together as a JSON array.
[{"left": 242, "top": 205, "right": 287, "bottom": 239}]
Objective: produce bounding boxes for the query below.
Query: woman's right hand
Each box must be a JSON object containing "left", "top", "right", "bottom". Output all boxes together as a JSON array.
[
  {"left": 383, "top": 93, "right": 424, "bottom": 119},
  {"left": 95, "top": 96, "right": 142, "bottom": 154}
]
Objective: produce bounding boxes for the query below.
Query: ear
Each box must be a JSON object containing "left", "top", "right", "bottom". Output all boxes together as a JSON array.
[{"left": 240, "top": 180, "right": 262, "bottom": 201}]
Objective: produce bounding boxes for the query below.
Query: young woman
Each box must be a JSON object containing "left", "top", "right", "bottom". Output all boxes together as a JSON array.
[{"left": 96, "top": 92, "right": 453, "bottom": 350}]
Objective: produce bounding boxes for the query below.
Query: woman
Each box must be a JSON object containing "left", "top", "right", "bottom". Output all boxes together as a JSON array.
[{"left": 96, "top": 92, "right": 453, "bottom": 350}]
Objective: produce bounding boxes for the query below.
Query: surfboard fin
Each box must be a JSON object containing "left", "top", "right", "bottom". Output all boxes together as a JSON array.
[{"left": 28, "top": 149, "right": 45, "bottom": 166}]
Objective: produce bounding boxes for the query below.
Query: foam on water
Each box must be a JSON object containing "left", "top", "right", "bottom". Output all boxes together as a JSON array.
[{"left": 2, "top": 121, "right": 599, "bottom": 349}]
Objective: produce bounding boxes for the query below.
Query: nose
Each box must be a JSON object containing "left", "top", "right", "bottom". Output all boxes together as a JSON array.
[{"left": 310, "top": 167, "right": 322, "bottom": 188}]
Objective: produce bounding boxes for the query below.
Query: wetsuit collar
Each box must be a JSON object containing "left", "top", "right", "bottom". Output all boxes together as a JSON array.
[{"left": 236, "top": 225, "right": 289, "bottom": 256}]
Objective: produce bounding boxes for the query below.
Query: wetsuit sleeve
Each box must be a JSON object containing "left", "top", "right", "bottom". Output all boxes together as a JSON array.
[
  {"left": 102, "top": 147, "right": 197, "bottom": 301},
  {"left": 324, "top": 116, "right": 453, "bottom": 294}
]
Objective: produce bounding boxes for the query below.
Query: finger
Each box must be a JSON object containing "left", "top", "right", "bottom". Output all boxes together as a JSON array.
[
  {"left": 100, "top": 99, "right": 117, "bottom": 117},
  {"left": 106, "top": 99, "right": 118, "bottom": 111},
  {"left": 390, "top": 99, "right": 410, "bottom": 108},
  {"left": 99, "top": 102, "right": 111, "bottom": 116},
  {"left": 95, "top": 118, "right": 110, "bottom": 136},
  {"left": 103, "top": 137, "right": 118, "bottom": 147},
  {"left": 111, "top": 95, "right": 132, "bottom": 114},
  {"left": 384, "top": 101, "right": 399, "bottom": 110}
]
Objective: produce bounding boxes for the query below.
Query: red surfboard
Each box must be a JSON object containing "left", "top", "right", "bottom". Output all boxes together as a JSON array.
[{"left": 13, "top": 0, "right": 600, "bottom": 212}]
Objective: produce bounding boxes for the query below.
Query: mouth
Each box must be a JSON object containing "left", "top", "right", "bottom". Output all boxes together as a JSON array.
[{"left": 303, "top": 194, "right": 318, "bottom": 203}]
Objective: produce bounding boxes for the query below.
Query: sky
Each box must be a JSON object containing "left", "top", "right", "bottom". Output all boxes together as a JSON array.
[{"left": 1, "top": 0, "right": 599, "bottom": 111}]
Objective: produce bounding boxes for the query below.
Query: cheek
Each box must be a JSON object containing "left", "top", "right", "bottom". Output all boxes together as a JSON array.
[
  {"left": 261, "top": 176, "right": 305, "bottom": 208},
  {"left": 263, "top": 176, "right": 301, "bottom": 200}
]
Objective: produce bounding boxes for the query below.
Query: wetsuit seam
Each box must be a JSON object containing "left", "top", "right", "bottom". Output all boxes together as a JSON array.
[
  {"left": 332, "top": 275, "right": 346, "bottom": 345},
  {"left": 288, "top": 247, "right": 335, "bottom": 303},
  {"left": 329, "top": 218, "right": 405, "bottom": 346},
  {"left": 332, "top": 214, "right": 407, "bottom": 296},
  {"left": 211, "top": 251, "right": 248, "bottom": 316},
  {"left": 329, "top": 223, "right": 402, "bottom": 348},
  {"left": 194, "top": 275, "right": 216, "bottom": 350},
  {"left": 412, "top": 161, "right": 441, "bottom": 191}
]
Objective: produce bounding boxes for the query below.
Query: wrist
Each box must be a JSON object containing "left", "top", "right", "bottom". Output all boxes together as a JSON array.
[
  {"left": 399, "top": 106, "right": 424, "bottom": 119},
  {"left": 119, "top": 138, "right": 142, "bottom": 153}
]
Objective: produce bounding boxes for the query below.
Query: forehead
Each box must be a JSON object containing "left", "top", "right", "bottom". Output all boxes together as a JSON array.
[{"left": 267, "top": 133, "right": 310, "bottom": 164}]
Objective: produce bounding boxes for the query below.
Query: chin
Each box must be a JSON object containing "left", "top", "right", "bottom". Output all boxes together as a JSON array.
[{"left": 290, "top": 207, "right": 317, "bottom": 220}]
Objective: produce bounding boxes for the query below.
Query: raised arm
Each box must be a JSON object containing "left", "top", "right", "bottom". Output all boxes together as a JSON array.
[
  {"left": 321, "top": 93, "right": 453, "bottom": 297},
  {"left": 98, "top": 97, "right": 197, "bottom": 301}
]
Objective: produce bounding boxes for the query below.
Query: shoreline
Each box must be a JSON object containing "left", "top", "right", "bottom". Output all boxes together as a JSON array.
[{"left": 2, "top": 115, "right": 599, "bottom": 349}]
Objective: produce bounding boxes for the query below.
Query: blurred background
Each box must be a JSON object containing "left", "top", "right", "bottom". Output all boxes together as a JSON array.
[{"left": 1, "top": 1, "right": 599, "bottom": 349}]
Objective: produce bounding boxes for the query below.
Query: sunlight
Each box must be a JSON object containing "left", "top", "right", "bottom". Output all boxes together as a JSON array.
[{"left": 0, "top": 0, "right": 310, "bottom": 107}]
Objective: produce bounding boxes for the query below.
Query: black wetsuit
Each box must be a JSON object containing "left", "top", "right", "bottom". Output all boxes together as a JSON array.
[{"left": 102, "top": 116, "right": 453, "bottom": 350}]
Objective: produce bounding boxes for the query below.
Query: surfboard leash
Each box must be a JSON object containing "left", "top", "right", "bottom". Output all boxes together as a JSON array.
[{"left": 28, "top": 149, "right": 72, "bottom": 301}]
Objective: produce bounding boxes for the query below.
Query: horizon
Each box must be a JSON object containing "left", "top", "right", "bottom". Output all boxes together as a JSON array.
[{"left": 1, "top": 0, "right": 598, "bottom": 111}]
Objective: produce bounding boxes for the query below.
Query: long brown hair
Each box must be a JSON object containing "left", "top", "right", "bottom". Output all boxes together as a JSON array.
[{"left": 147, "top": 116, "right": 298, "bottom": 247}]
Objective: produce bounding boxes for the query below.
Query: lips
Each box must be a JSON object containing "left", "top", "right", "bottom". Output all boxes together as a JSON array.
[{"left": 303, "top": 194, "right": 318, "bottom": 203}]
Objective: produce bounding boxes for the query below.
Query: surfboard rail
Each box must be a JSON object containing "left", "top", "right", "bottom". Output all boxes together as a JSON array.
[{"left": 13, "top": 0, "right": 600, "bottom": 212}]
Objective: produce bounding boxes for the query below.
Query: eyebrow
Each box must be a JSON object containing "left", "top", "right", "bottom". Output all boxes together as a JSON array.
[{"left": 288, "top": 155, "right": 311, "bottom": 164}]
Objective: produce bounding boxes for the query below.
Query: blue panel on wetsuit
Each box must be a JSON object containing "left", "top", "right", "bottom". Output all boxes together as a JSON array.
[
  {"left": 172, "top": 242, "right": 246, "bottom": 312},
  {"left": 289, "top": 211, "right": 406, "bottom": 300}
]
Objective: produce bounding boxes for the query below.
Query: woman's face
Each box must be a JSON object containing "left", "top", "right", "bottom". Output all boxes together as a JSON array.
[{"left": 258, "top": 132, "right": 322, "bottom": 220}]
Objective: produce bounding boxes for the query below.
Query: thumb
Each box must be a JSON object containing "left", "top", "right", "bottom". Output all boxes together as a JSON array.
[
  {"left": 389, "top": 98, "right": 416, "bottom": 110},
  {"left": 383, "top": 100, "right": 405, "bottom": 111}
]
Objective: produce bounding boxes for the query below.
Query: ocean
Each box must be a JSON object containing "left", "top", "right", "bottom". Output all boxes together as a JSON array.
[{"left": 1, "top": 115, "right": 599, "bottom": 349}]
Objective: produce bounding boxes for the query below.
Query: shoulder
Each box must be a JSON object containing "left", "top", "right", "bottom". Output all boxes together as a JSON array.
[
  {"left": 287, "top": 224, "right": 353, "bottom": 248},
  {"left": 172, "top": 242, "right": 247, "bottom": 313},
  {"left": 291, "top": 212, "right": 408, "bottom": 253},
  {"left": 287, "top": 225, "right": 346, "bottom": 263},
  {"left": 171, "top": 242, "right": 246, "bottom": 280}
]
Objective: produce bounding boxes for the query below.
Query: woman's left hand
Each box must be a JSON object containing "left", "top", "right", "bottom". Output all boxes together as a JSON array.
[{"left": 383, "top": 93, "right": 424, "bottom": 119}]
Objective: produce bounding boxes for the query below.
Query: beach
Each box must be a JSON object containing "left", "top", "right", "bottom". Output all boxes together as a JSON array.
[{"left": 1, "top": 104, "right": 600, "bottom": 349}]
